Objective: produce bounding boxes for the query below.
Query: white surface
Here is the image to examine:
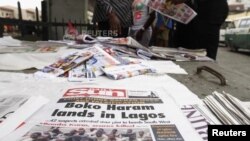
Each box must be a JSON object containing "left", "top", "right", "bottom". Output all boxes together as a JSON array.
[
  {"left": 0, "top": 36, "right": 22, "bottom": 47},
  {"left": 0, "top": 47, "right": 78, "bottom": 70}
]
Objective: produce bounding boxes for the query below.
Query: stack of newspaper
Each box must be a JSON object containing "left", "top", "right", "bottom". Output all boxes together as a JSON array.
[{"left": 203, "top": 91, "right": 250, "bottom": 125}]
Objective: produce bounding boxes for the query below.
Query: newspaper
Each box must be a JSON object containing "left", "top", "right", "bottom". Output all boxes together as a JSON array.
[
  {"left": 102, "top": 64, "right": 156, "bottom": 80},
  {"left": 181, "top": 104, "right": 221, "bottom": 141},
  {"left": 107, "top": 37, "right": 148, "bottom": 50},
  {"left": 75, "top": 34, "right": 114, "bottom": 44},
  {"left": 203, "top": 91, "right": 250, "bottom": 125},
  {"left": 0, "top": 95, "right": 30, "bottom": 124},
  {"left": 0, "top": 46, "right": 60, "bottom": 54},
  {"left": 0, "top": 36, "right": 22, "bottom": 47},
  {"left": 150, "top": 47, "right": 213, "bottom": 62},
  {"left": 0, "top": 95, "right": 49, "bottom": 139},
  {"left": 68, "top": 45, "right": 121, "bottom": 81},
  {"left": 102, "top": 43, "right": 139, "bottom": 59},
  {"left": 143, "top": 0, "right": 197, "bottom": 24},
  {"left": 6, "top": 86, "right": 203, "bottom": 141},
  {"left": 68, "top": 65, "right": 97, "bottom": 82},
  {"left": 35, "top": 51, "right": 94, "bottom": 78}
]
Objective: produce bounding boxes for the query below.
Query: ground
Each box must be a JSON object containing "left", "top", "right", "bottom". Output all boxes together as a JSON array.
[
  {"left": 217, "top": 47, "right": 250, "bottom": 79},
  {"left": 170, "top": 46, "right": 250, "bottom": 101}
]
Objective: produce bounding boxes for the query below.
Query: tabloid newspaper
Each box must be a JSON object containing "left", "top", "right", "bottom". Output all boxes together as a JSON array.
[
  {"left": 0, "top": 95, "right": 49, "bottom": 140},
  {"left": 0, "top": 95, "right": 30, "bottom": 125},
  {"left": 203, "top": 91, "right": 250, "bottom": 125},
  {"left": 7, "top": 86, "right": 202, "bottom": 141},
  {"left": 180, "top": 104, "right": 221, "bottom": 141},
  {"left": 143, "top": 0, "right": 197, "bottom": 24}
]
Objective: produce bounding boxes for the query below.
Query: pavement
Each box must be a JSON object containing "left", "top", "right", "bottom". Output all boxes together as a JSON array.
[
  {"left": 170, "top": 47, "right": 250, "bottom": 101},
  {"left": 217, "top": 47, "right": 250, "bottom": 79}
]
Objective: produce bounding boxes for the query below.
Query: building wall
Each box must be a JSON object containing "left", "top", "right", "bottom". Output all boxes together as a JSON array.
[
  {"left": 0, "top": 6, "right": 17, "bottom": 19},
  {"left": 0, "top": 9, "right": 14, "bottom": 18},
  {"left": 0, "top": 6, "right": 40, "bottom": 21},
  {"left": 228, "top": 0, "right": 250, "bottom": 10}
]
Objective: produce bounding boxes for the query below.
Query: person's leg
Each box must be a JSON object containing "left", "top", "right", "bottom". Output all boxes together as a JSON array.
[
  {"left": 173, "top": 22, "right": 190, "bottom": 48},
  {"left": 204, "top": 24, "right": 221, "bottom": 60}
]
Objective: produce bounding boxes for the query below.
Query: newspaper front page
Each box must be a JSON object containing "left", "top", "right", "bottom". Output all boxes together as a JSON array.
[{"left": 6, "top": 86, "right": 202, "bottom": 141}]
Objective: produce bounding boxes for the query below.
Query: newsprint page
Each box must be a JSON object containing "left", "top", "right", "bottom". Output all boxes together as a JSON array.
[{"left": 4, "top": 86, "right": 203, "bottom": 141}]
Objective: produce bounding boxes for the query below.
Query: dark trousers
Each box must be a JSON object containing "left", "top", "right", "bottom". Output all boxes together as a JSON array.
[
  {"left": 98, "top": 21, "right": 129, "bottom": 38},
  {"left": 174, "top": 19, "right": 221, "bottom": 60},
  {"left": 173, "top": 0, "right": 228, "bottom": 60}
]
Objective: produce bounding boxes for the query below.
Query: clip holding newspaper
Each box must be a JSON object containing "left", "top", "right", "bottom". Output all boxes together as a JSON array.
[
  {"left": 143, "top": 0, "right": 197, "bottom": 24},
  {"left": 5, "top": 86, "right": 203, "bottom": 141}
]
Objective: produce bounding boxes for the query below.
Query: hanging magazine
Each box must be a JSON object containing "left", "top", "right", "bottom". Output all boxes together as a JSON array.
[{"left": 143, "top": 0, "right": 197, "bottom": 24}]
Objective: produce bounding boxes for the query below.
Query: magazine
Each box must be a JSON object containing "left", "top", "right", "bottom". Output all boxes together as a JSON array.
[
  {"left": 68, "top": 65, "right": 97, "bottom": 82},
  {"left": 68, "top": 45, "right": 121, "bottom": 81},
  {"left": 0, "top": 95, "right": 49, "bottom": 139},
  {"left": 102, "top": 46, "right": 140, "bottom": 64},
  {"left": 35, "top": 51, "right": 94, "bottom": 78},
  {"left": 143, "top": 0, "right": 197, "bottom": 24},
  {"left": 102, "top": 43, "right": 140, "bottom": 59},
  {"left": 5, "top": 86, "right": 203, "bottom": 141},
  {"left": 102, "top": 64, "right": 156, "bottom": 80}
]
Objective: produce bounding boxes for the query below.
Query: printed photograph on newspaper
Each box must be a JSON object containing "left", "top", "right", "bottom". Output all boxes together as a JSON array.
[{"left": 10, "top": 86, "right": 202, "bottom": 141}]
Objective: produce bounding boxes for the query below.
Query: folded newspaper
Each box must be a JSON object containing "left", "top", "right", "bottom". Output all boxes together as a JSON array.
[
  {"left": 107, "top": 37, "right": 149, "bottom": 50},
  {"left": 102, "top": 64, "right": 156, "bottom": 80},
  {"left": 35, "top": 51, "right": 94, "bottom": 78},
  {"left": 203, "top": 91, "right": 250, "bottom": 125},
  {"left": 150, "top": 46, "right": 213, "bottom": 61},
  {"left": 143, "top": 0, "right": 197, "bottom": 24}
]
